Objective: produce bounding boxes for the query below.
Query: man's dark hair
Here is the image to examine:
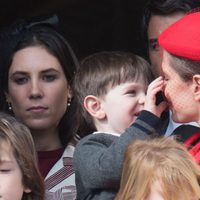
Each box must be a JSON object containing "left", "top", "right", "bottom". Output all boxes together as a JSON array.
[{"left": 142, "top": 0, "right": 200, "bottom": 49}]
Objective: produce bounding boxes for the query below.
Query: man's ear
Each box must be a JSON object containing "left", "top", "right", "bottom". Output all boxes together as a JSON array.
[
  {"left": 193, "top": 75, "right": 200, "bottom": 101},
  {"left": 24, "top": 187, "right": 31, "bottom": 193},
  {"left": 84, "top": 95, "right": 106, "bottom": 120}
]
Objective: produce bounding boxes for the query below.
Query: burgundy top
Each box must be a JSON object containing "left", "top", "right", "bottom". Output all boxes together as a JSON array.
[{"left": 38, "top": 148, "right": 65, "bottom": 178}]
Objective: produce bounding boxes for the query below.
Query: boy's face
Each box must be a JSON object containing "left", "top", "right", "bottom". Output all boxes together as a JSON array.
[
  {"left": 0, "top": 142, "right": 31, "bottom": 200},
  {"left": 101, "top": 78, "right": 146, "bottom": 134}
]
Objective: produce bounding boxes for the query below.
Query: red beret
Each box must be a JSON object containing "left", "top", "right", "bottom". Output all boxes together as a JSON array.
[{"left": 159, "top": 12, "right": 200, "bottom": 61}]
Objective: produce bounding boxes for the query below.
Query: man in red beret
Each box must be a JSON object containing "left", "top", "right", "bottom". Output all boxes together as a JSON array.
[{"left": 158, "top": 11, "right": 200, "bottom": 163}]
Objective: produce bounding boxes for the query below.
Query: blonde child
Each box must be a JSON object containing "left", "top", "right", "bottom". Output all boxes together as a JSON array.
[
  {"left": 0, "top": 112, "right": 44, "bottom": 200},
  {"left": 116, "top": 137, "right": 200, "bottom": 200}
]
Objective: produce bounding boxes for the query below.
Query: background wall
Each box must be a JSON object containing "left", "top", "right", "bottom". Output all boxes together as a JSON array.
[{"left": 0, "top": 0, "right": 148, "bottom": 59}]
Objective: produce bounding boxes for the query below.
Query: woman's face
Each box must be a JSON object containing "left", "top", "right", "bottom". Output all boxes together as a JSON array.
[
  {"left": 6, "top": 46, "right": 71, "bottom": 131},
  {"left": 161, "top": 51, "right": 199, "bottom": 123}
]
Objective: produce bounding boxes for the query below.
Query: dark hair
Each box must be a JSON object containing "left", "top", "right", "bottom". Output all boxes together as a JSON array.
[
  {"left": 0, "top": 17, "right": 79, "bottom": 146},
  {"left": 73, "top": 51, "right": 154, "bottom": 135},
  {"left": 141, "top": 0, "right": 200, "bottom": 49},
  {"left": 0, "top": 112, "right": 44, "bottom": 200}
]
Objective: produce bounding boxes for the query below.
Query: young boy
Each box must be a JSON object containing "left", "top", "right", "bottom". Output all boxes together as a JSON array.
[{"left": 73, "top": 51, "right": 167, "bottom": 200}]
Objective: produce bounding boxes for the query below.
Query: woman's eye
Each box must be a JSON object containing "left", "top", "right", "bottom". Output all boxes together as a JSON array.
[
  {"left": 163, "top": 76, "right": 169, "bottom": 81},
  {"left": 0, "top": 169, "right": 11, "bottom": 173},
  {"left": 42, "top": 74, "right": 57, "bottom": 82},
  {"left": 14, "top": 77, "right": 28, "bottom": 85}
]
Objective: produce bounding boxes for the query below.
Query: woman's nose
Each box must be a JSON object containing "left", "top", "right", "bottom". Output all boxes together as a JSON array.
[{"left": 29, "top": 80, "right": 43, "bottom": 99}]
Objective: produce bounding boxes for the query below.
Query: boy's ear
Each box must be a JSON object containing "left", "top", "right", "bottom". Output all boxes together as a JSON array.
[
  {"left": 193, "top": 75, "right": 200, "bottom": 101},
  {"left": 84, "top": 95, "right": 106, "bottom": 120}
]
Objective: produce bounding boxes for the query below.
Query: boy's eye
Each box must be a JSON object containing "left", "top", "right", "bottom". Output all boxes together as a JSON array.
[
  {"left": 126, "top": 90, "right": 137, "bottom": 96},
  {"left": 42, "top": 74, "right": 57, "bottom": 82}
]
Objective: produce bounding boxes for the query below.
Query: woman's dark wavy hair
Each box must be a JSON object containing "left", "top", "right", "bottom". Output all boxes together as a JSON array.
[{"left": 0, "top": 15, "right": 80, "bottom": 146}]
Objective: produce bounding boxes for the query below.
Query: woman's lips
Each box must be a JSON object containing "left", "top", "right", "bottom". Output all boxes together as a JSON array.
[{"left": 27, "top": 106, "right": 47, "bottom": 113}]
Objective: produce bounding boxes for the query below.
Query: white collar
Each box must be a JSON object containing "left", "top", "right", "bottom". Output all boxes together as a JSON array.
[{"left": 93, "top": 131, "right": 120, "bottom": 137}]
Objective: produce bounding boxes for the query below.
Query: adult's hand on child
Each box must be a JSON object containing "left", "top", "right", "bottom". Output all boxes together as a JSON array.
[{"left": 144, "top": 76, "right": 168, "bottom": 118}]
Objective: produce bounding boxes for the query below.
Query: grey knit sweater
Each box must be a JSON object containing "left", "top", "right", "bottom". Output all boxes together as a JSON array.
[{"left": 73, "top": 110, "right": 161, "bottom": 200}]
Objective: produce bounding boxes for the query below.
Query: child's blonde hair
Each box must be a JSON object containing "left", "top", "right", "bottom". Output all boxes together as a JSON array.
[
  {"left": 116, "top": 137, "right": 200, "bottom": 200},
  {"left": 0, "top": 112, "right": 44, "bottom": 200}
]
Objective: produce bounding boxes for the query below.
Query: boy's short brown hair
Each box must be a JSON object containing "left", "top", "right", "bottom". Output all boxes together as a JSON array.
[{"left": 73, "top": 51, "right": 154, "bottom": 134}]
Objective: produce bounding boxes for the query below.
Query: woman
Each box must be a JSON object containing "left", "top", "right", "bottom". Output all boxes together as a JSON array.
[
  {"left": 0, "top": 15, "right": 79, "bottom": 199},
  {"left": 158, "top": 11, "right": 200, "bottom": 124},
  {"left": 157, "top": 11, "right": 200, "bottom": 162}
]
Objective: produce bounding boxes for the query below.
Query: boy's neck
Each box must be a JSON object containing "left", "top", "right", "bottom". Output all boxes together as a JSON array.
[{"left": 94, "top": 119, "right": 122, "bottom": 135}]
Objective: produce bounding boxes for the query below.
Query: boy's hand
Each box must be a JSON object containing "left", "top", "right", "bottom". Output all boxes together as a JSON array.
[{"left": 144, "top": 76, "right": 168, "bottom": 118}]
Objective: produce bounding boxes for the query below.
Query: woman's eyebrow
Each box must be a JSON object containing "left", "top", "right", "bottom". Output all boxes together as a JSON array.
[
  {"left": 40, "top": 68, "right": 59, "bottom": 73},
  {"left": 10, "top": 71, "right": 28, "bottom": 75}
]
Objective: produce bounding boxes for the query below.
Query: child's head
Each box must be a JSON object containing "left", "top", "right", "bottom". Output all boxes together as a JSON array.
[
  {"left": 0, "top": 112, "right": 44, "bottom": 200},
  {"left": 116, "top": 137, "right": 200, "bottom": 200},
  {"left": 74, "top": 51, "right": 154, "bottom": 134}
]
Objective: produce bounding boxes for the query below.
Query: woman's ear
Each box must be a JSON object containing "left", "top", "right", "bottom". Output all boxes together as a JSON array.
[
  {"left": 5, "top": 92, "right": 10, "bottom": 102},
  {"left": 67, "top": 85, "right": 73, "bottom": 99},
  {"left": 84, "top": 95, "right": 106, "bottom": 120},
  {"left": 193, "top": 75, "right": 200, "bottom": 101},
  {"left": 5, "top": 92, "right": 12, "bottom": 108}
]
